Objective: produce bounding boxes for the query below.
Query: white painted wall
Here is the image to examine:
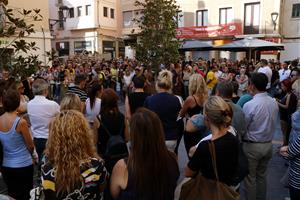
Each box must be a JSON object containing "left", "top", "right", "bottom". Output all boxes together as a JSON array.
[{"left": 281, "top": 40, "right": 300, "bottom": 61}]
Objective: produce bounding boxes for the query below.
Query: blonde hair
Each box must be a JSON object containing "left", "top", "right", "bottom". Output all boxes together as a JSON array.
[
  {"left": 44, "top": 110, "right": 98, "bottom": 195},
  {"left": 292, "top": 79, "right": 300, "bottom": 99},
  {"left": 156, "top": 69, "right": 173, "bottom": 92},
  {"left": 204, "top": 96, "right": 233, "bottom": 128},
  {"left": 189, "top": 74, "right": 208, "bottom": 104},
  {"left": 60, "top": 93, "right": 81, "bottom": 112}
]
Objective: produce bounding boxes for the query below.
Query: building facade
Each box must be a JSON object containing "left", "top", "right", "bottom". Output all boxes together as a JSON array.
[
  {"left": 0, "top": 0, "right": 52, "bottom": 66},
  {"left": 280, "top": 0, "right": 300, "bottom": 61},
  {"left": 49, "top": 0, "right": 123, "bottom": 59},
  {"left": 121, "top": 0, "right": 287, "bottom": 61}
]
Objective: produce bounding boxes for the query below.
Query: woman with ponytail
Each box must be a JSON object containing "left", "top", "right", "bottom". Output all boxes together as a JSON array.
[{"left": 144, "top": 69, "right": 181, "bottom": 152}]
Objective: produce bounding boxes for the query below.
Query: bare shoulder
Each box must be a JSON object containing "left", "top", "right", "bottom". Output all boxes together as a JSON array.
[
  {"left": 113, "top": 159, "right": 127, "bottom": 172},
  {"left": 111, "top": 159, "right": 128, "bottom": 189}
]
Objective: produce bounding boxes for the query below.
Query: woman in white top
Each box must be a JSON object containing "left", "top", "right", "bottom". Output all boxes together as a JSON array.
[{"left": 85, "top": 82, "right": 103, "bottom": 126}]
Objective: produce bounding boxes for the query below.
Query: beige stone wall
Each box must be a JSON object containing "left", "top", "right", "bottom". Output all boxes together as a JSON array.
[
  {"left": 3, "top": 0, "right": 52, "bottom": 65},
  {"left": 280, "top": 0, "right": 300, "bottom": 61},
  {"left": 8, "top": 0, "right": 50, "bottom": 32},
  {"left": 281, "top": 0, "right": 300, "bottom": 38},
  {"left": 121, "top": 0, "right": 282, "bottom": 36}
]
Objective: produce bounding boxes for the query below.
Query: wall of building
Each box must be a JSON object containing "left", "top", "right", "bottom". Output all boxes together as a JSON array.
[
  {"left": 3, "top": 0, "right": 52, "bottom": 65},
  {"left": 50, "top": 0, "right": 121, "bottom": 58},
  {"left": 280, "top": 0, "right": 300, "bottom": 61},
  {"left": 121, "top": 0, "right": 283, "bottom": 60}
]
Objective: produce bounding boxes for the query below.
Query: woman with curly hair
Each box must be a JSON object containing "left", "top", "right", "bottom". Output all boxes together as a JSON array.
[{"left": 42, "top": 110, "right": 108, "bottom": 199}]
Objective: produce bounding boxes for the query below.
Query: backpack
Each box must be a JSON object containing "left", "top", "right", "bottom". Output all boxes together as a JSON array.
[{"left": 97, "top": 115, "right": 128, "bottom": 173}]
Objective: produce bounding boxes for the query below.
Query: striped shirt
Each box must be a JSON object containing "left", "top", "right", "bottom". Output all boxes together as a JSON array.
[
  {"left": 66, "top": 86, "right": 87, "bottom": 102},
  {"left": 288, "top": 135, "right": 300, "bottom": 189}
]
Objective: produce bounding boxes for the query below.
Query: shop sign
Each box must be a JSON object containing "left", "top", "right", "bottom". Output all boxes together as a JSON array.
[{"left": 176, "top": 23, "right": 242, "bottom": 39}]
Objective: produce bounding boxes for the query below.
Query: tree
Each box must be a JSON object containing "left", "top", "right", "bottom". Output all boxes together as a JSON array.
[
  {"left": 135, "top": 0, "right": 180, "bottom": 72},
  {"left": 0, "top": 0, "right": 43, "bottom": 78}
]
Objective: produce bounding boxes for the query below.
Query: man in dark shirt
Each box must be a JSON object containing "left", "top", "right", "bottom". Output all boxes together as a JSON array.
[{"left": 125, "top": 75, "right": 150, "bottom": 119}]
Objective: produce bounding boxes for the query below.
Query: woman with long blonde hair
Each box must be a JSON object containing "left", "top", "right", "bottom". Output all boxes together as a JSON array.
[
  {"left": 179, "top": 73, "right": 209, "bottom": 158},
  {"left": 42, "top": 110, "right": 108, "bottom": 199}
]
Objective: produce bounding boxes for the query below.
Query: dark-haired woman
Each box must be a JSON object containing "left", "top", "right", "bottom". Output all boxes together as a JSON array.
[
  {"left": 277, "top": 78, "right": 298, "bottom": 145},
  {"left": 85, "top": 82, "right": 102, "bottom": 127},
  {"left": 110, "top": 108, "right": 179, "bottom": 200},
  {"left": 0, "top": 89, "right": 36, "bottom": 200},
  {"left": 185, "top": 96, "right": 239, "bottom": 186},
  {"left": 97, "top": 89, "right": 126, "bottom": 157}
]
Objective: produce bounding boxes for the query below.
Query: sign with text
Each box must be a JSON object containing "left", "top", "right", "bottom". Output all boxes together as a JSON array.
[{"left": 176, "top": 23, "right": 242, "bottom": 39}]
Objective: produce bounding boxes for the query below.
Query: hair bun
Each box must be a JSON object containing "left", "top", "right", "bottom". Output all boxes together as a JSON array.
[{"left": 221, "top": 110, "right": 230, "bottom": 117}]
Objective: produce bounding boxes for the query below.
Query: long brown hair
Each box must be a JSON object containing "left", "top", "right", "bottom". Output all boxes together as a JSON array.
[
  {"left": 128, "top": 108, "right": 178, "bottom": 200},
  {"left": 44, "top": 110, "right": 98, "bottom": 195},
  {"left": 100, "top": 88, "right": 119, "bottom": 115}
]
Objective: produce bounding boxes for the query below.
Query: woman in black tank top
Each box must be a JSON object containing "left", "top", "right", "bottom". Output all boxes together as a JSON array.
[{"left": 179, "top": 74, "right": 208, "bottom": 159}]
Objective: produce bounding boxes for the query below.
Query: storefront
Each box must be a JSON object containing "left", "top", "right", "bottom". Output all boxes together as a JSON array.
[
  {"left": 176, "top": 23, "right": 243, "bottom": 60},
  {"left": 103, "top": 40, "right": 116, "bottom": 58}
]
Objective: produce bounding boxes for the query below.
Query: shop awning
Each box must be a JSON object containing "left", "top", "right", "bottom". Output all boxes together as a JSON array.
[
  {"left": 179, "top": 40, "right": 214, "bottom": 51},
  {"left": 213, "top": 37, "right": 284, "bottom": 51}
]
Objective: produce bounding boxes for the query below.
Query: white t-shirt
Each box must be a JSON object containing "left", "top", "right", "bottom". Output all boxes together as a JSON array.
[
  {"left": 27, "top": 95, "right": 60, "bottom": 139},
  {"left": 278, "top": 68, "right": 291, "bottom": 82},
  {"left": 85, "top": 98, "right": 101, "bottom": 123},
  {"left": 258, "top": 66, "right": 272, "bottom": 89}
]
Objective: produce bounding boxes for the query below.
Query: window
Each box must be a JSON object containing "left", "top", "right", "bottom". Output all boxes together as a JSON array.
[
  {"left": 292, "top": 4, "right": 300, "bottom": 18},
  {"left": 69, "top": 8, "right": 74, "bottom": 18},
  {"left": 103, "top": 7, "right": 108, "bottom": 17},
  {"left": 56, "top": 42, "right": 70, "bottom": 56},
  {"left": 77, "top": 6, "right": 82, "bottom": 17},
  {"left": 133, "top": 10, "right": 143, "bottom": 25},
  {"left": 74, "top": 41, "right": 92, "bottom": 52},
  {"left": 86, "top": 5, "right": 91, "bottom": 16},
  {"left": 244, "top": 3, "right": 260, "bottom": 34},
  {"left": 110, "top": 8, "right": 115, "bottom": 19},
  {"left": 123, "top": 11, "right": 133, "bottom": 28},
  {"left": 177, "top": 11, "right": 184, "bottom": 27},
  {"left": 196, "top": 10, "right": 208, "bottom": 26},
  {"left": 219, "top": 7, "right": 233, "bottom": 24}
]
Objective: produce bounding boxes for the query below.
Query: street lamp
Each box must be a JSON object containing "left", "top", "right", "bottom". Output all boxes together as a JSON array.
[
  {"left": 271, "top": 12, "right": 279, "bottom": 31},
  {"left": 49, "top": 6, "right": 70, "bottom": 32}
]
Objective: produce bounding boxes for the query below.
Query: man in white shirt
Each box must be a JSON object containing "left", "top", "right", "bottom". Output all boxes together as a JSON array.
[
  {"left": 258, "top": 59, "right": 272, "bottom": 90},
  {"left": 278, "top": 61, "right": 291, "bottom": 82},
  {"left": 27, "top": 78, "right": 60, "bottom": 160},
  {"left": 242, "top": 73, "right": 279, "bottom": 200}
]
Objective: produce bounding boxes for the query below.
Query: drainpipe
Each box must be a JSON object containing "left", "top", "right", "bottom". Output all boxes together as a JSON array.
[{"left": 41, "top": 27, "right": 46, "bottom": 66}]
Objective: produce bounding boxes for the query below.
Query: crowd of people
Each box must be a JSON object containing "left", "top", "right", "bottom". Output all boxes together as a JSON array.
[{"left": 0, "top": 55, "right": 299, "bottom": 200}]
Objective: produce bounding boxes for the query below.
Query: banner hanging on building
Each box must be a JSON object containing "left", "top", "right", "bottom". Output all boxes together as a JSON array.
[{"left": 176, "top": 23, "right": 242, "bottom": 39}]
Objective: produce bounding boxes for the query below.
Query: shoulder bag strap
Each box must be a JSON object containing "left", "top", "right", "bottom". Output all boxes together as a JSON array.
[
  {"left": 97, "top": 115, "right": 111, "bottom": 137},
  {"left": 209, "top": 141, "right": 219, "bottom": 181}
]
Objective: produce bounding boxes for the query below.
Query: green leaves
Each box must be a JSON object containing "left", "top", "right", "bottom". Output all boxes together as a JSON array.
[
  {"left": 0, "top": 3, "right": 43, "bottom": 77},
  {"left": 135, "top": 0, "right": 180, "bottom": 71}
]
